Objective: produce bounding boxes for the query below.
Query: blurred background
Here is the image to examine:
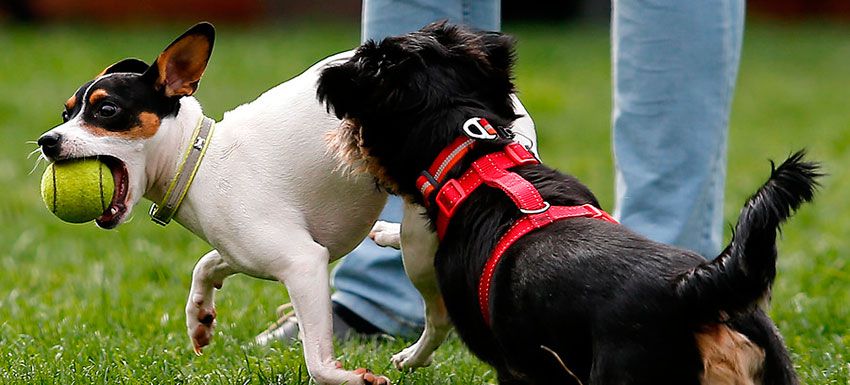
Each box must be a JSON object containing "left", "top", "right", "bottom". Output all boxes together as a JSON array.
[
  {"left": 3, "top": 0, "right": 850, "bottom": 23},
  {"left": 0, "top": 1, "right": 849, "bottom": 384}
]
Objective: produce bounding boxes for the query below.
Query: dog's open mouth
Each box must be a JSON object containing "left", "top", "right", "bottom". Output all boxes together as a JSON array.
[{"left": 96, "top": 155, "right": 129, "bottom": 229}]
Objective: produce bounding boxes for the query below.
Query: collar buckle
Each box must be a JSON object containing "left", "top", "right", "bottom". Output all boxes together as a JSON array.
[{"left": 149, "top": 203, "right": 169, "bottom": 226}]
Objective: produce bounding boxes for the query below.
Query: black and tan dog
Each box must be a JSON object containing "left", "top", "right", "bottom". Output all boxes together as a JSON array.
[{"left": 317, "top": 22, "right": 820, "bottom": 384}]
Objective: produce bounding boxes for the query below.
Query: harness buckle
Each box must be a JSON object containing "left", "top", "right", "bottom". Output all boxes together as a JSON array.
[
  {"left": 583, "top": 204, "right": 618, "bottom": 223},
  {"left": 582, "top": 203, "right": 619, "bottom": 223},
  {"left": 436, "top": 179, "right": 466, "bottom": 219},
  {"left": 495, "top": 125, "right": 515, "bottom": 140},
  {"left": 463, "top": 118, "right": 499, "bottom": 141},
  {"left": 503, "top": 142, "right": 539, "bottom": 166}
]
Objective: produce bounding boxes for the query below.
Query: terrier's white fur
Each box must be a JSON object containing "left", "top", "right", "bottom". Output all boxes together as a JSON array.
[{"left": 40, "top": 44, "right": 537, "bottom": 384}]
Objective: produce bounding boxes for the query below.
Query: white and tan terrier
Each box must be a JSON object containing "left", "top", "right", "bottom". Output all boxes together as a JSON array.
[{"left": 37, "top": 22, "right": 537, "bottom": 385}]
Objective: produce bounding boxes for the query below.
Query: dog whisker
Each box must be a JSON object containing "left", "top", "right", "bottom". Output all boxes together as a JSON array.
[
  {"left": 25, "top": 140, "right": 39, "bottom": 145},
  {"left": 28, "top": 154, "right": 48, "bottom": 175},
  {"left": 27, "top": 148, "right": 43, "bottom": 159}
]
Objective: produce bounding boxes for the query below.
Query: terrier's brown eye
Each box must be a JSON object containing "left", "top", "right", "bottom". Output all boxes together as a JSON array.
[
  {"left": 61, "top": 110, "right": 69, "bottom": 122},
  {"left": 98, "top": 102, "right": 119, "bottom": 118}
]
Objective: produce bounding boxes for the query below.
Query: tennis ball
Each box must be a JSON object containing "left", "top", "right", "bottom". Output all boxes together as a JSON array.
[{"left": 41, "top": 158, "right": 115, "bottom": 223}]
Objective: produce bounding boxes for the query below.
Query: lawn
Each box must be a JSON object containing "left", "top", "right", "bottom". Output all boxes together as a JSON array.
[{"left": 1, "top": 19, "right": 849, "bottom": 384}]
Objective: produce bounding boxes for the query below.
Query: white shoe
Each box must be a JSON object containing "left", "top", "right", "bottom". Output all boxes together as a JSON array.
[{"left": 254, "top": 303, "right": 300, "bottom": 346}]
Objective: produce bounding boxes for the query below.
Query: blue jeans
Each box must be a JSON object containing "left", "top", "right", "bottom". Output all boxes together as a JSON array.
[
  {"left": 612, "top": 0, "right": 745, "bottom": 259},
  {"left": 361, "top": 0, "right": 500, "bottom": 42},
  {"left": 331, "top": 197, "right": 424, "bottom": 336},
  {"left": 331, "top": 0, "right": 500, "bottom": 337}
]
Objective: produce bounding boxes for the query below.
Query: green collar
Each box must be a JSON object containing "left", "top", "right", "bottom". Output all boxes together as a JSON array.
[{"left": 149, "top": 116, "right": 216, "bottom": 226}]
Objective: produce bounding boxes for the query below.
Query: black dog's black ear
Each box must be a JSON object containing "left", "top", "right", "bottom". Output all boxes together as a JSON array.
[
  {"left": 480, "top": 32, "right": 516, "bottom": 74},
  {"left": 317, "top": 61, "right": 361, "bottom": 119},
  {"left": 420, "top": 19, "right": 453, "bottom": 39},
  {"left": 96, "top": 58, "right": 150, "bottom": 77},
  {"left": 420, "top": 21, "right": 515, "bottom": 73},
  {"left": 143, "top": 22, "right": 215, "bottom": 97}
]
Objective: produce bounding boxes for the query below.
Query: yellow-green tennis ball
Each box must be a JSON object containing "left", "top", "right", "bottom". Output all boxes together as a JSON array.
[{"left": 41, "top": 158, "right": 115, "bottom": 223}]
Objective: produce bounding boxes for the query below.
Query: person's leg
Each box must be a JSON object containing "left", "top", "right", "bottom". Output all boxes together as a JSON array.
[
  {"left": 611, "top": 0, "right": 745, "bottom": 259},
  {"left": 362, "top": 0, "right": 499, "bottom": 42},
  {"left": 331, "top": 0, "right": 502, "bottom": 337},
  {"left": 331, "top": 196, "right": 424, "bottom": 337}
]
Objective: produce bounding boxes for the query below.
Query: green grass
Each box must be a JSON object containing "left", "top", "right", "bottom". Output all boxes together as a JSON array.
[{"left": 1, "top": 19, "right": 849, "bottom": 384}]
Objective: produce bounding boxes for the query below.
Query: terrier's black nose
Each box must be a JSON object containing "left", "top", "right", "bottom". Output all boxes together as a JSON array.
[{"left": 38, "top": 132, "right": 62, "bottom": 158}]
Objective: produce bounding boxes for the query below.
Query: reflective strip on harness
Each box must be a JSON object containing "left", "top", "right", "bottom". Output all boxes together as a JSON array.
[{"left": 415, "top": 136, "right": 477, "bottom": 203}]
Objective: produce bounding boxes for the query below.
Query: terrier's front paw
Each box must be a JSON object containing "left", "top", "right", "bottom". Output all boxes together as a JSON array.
[
  {"left": 354, "top": 368, "right": 391, "bottom": 385},
  {"left": 369, "top": 221, "right": 401, "bottom": 249},
  {"left": 186, "top": 297, "right": 217, "bottom": 355},
  {"left": 391, "top": 344, "right": 434, "bottom": 371}
]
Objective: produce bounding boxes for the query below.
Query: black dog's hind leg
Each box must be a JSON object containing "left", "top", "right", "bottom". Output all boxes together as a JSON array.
[{"left": 730, "top": 309, "right": 800, "bottom": 385}]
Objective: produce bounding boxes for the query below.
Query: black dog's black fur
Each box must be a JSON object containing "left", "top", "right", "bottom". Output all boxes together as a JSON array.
[{"left": 318, "top": 22, "right": 820, "bottom": 384}]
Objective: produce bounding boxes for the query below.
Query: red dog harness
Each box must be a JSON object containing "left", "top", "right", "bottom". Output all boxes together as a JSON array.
[{"left": 416, "top": 118, "right": 618, "bottom": 326}]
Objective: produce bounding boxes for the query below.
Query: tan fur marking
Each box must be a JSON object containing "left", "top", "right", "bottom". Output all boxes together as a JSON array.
[
  {"left": 82, "top": 112, "right": 160, "bottom": 140},
  {"left": 325, "top": 119, "right": 402, "bottom": 195},
  {"left": 134, "top": 112, "right": 161, "bottom": 138},
  {"left": 65, "top": 95, "right": 77, "bottom": 110},
  {"left": 88, "top": 89, "right": 109, "bottom": 105},
  {"left": 156, "top": 35, "right": 210, "bottom": 97},
  {"left": 696, "top": 324, "right": 765, "bottom": 385}
]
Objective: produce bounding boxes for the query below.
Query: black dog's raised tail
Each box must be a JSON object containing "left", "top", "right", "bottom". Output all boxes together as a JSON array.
[{"left": 675, "top": 150, "right": 821, "bottom": 321}]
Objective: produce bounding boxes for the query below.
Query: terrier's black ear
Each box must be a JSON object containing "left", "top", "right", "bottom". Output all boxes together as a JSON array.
[
  {"left": 480, "top": 32, "right": 516, "bottom": 75},
  {"left": 143, "top": 22, "right": 215, "bottom": 97},
  {"left": 96, "top": 58, "right": 150, "bottom": 78},
  {"left": 317, "top": 61, "right": 361, "bottom": 119}
]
